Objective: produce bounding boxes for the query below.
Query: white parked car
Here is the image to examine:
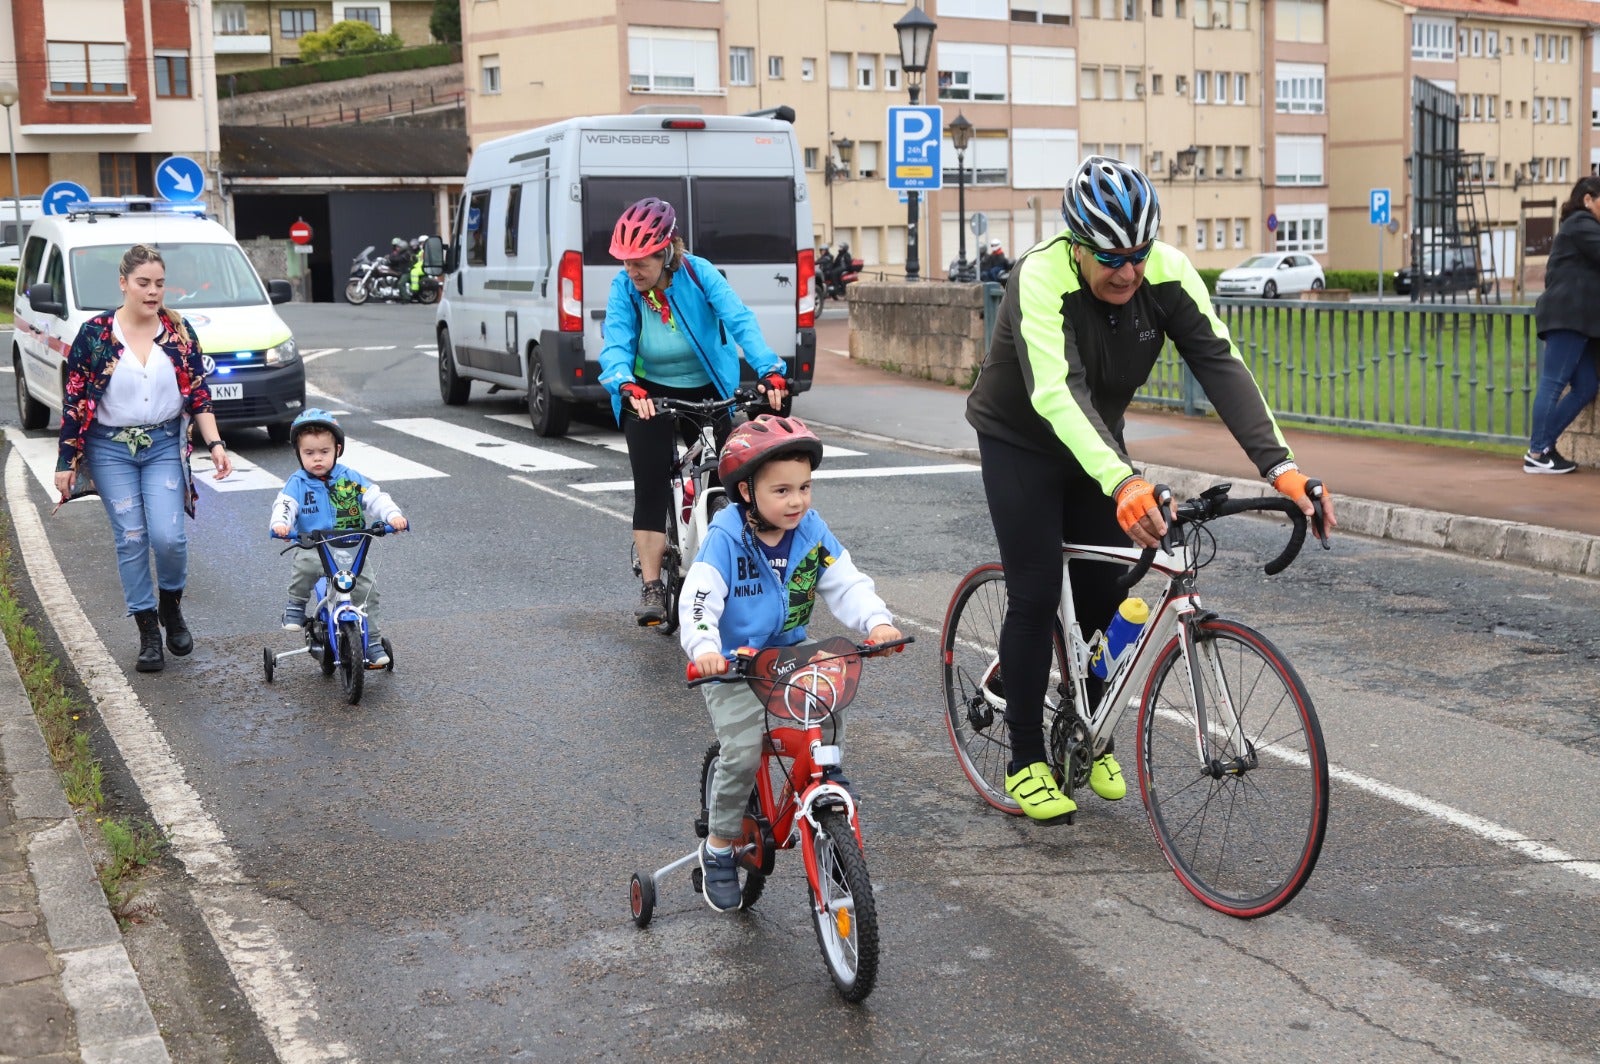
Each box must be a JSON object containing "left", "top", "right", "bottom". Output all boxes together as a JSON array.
[{"left": 1214, "top": 252, "right": 1325, "bottom": 299}]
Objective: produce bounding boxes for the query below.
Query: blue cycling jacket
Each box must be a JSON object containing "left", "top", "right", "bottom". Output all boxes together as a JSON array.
[{"left": 598, "top": 253, "right": 784, "bottom": 423}]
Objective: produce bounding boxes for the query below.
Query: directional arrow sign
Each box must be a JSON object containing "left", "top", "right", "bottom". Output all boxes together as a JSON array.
[
  {"left": 41, "top": 181, "right": 91, "bottom": 216},
  {"left": 155, "top": 155, "right": 206, "bottom": 203}
]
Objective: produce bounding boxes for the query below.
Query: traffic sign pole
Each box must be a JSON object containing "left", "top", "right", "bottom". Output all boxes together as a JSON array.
[{"left": 1370, "top": 188, "right": 1392, "bottom": 302}]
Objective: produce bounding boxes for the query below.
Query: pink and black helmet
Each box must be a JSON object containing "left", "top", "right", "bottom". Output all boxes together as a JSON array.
[{"left": 609, "top": 197, "right": 678, "bottom": 261}]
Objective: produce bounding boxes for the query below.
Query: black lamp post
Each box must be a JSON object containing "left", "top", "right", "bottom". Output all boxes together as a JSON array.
[
  {"left": 948, "top": 111, "right": 974, "bottom": 282},
  {"left": 895, "top": 4, "right": 936, "bottom": 282},
  {"left": 825, "top": 135, "right": 853, "bottom": 242}
]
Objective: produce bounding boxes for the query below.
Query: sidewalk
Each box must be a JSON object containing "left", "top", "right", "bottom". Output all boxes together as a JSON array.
[{"left": 807, "top": 314, "right": 1600, "bottom": 579}]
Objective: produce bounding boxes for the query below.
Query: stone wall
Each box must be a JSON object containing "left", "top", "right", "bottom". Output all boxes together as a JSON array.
[
  {"left": 847, "top": 281, "right": 987, "bottom": 387},
  {"left": 1559, "top": 400, "right": 1600, "bottom": 467}
]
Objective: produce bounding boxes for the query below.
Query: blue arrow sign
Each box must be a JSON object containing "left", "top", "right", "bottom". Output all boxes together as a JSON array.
[
  {"left": 1370, "top": 188, "right": 1391, "bottom": 226},
  {"left": 41, "top": 181, "right": 91, "bottom": 216},
  {"left": 155, "top": 155, "right": 206, "bottom": 202}
]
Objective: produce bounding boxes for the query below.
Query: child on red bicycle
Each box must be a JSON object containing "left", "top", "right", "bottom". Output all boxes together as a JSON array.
[{"left": 679, "top": 415, "right": 901, "bottom": 912}]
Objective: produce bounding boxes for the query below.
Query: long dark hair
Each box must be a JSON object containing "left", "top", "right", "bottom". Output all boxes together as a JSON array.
[{"left": 1558, "top": 176, "right": 1600, "bottom": 221}]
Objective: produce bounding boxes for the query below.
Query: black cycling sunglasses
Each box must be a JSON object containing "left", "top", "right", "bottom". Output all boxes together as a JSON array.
[{"left": 1089, "top": 242, "right": 1155, "bottom": 269}]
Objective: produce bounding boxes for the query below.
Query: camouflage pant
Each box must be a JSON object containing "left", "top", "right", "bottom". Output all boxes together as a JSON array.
[
  {"left": 702, "top": 679, "right": 844, "bottom": 841},
  {"left": 288, "top": 552, "right": 381, "bottom": 634}
]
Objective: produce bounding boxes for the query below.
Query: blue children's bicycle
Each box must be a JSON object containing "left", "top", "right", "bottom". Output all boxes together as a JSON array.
[{"left": 263, "top": 524, "right": 401, "bottom": 704}]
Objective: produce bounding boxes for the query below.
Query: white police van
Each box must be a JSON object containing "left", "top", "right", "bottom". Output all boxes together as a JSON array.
[
  {"left": 11, "top": 199, "right": 305, "bottom": 440},
  {"left": 433, "top": 110, "right": 816, "bottom": 435}
]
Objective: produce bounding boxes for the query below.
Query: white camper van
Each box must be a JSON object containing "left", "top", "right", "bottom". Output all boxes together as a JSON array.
[{"left": 434, "top": 112, "right": 817, "bottom": 435}]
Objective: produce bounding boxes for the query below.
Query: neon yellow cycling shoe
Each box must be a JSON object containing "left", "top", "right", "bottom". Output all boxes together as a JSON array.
[
  {"left": 1089, "top": 752, "right": 1126, "bottom": 800},
  {"left": 1005, "top": 762, "right": 1076, "bottom": 822}
]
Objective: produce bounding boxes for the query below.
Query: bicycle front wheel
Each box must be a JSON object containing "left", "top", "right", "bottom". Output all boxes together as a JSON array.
[
  {"left": 337, "top": 620, "right": 365, "bottom": 705},
  {"left": 1136, "top": 618, "right": 1328, "bottom": 918},
  {"left": 941, "top": 564, "right": 1064, "bottom": 814},
  {"left": 806, "top": 808, "right": 879, "bottom": 1002}
]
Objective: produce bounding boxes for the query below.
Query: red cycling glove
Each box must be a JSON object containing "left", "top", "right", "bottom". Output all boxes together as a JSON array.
[
  {"left": 620, "top": 382, "right": 648, "bottom": 402},
  {"left": 762, "top": 372, "right": 787, "bottom": 393}
]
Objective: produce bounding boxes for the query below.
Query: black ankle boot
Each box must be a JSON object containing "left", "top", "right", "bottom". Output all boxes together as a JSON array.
[
  {"left": 134, "top": 609, "right": 164, "bottom": 672},
  {"left": 157, "top": 587, "right": 193, "bottom": 656}
]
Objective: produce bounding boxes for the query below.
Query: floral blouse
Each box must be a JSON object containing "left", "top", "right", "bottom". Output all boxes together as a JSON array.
[{"left": 56, "top": 309, "right": 213, "bottom": 515}]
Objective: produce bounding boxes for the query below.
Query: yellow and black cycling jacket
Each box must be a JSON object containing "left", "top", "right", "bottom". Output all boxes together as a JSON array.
[{"left": 965, "top": 234, "right": 1293, "bottom": 495}]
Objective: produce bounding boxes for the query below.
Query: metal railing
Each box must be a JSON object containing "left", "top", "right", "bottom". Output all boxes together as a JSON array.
[
  {"left": 1135, "top": 298, "right": 1541, "bottom": 445},
  {"left": 265, "top": 87, "right": 466, "bottom": 128}
]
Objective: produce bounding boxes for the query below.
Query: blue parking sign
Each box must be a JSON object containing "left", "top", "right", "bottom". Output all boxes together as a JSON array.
[
  {"left": 887, "top": 106, "right": 943, "bottom": 192},
  {"left": 1369, "top": 188, "right": 1391, "bottom": 226}
]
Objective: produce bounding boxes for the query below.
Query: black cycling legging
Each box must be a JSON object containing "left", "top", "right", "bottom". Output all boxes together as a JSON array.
[
  {"left": 978, "top": 432, "right": 1130, "bottom": 769},
  {"left": 624, "top": 379, "right": 732, "bottom": 533}
]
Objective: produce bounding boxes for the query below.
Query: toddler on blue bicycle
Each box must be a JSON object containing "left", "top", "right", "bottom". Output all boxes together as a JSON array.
[
  {"left": 679, "top": 415, "right": 901, "bottom": 913},
  {"left": 268, "top": 409, "right": 407, "bottom": 666}
]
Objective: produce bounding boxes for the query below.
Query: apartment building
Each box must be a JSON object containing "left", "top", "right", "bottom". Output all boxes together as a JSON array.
[
  {"left": 1, "top": 0, "right": 220, "bottom": 211},
  {"left": 213, "top": 0, "right": 436, "bottom": 75}
]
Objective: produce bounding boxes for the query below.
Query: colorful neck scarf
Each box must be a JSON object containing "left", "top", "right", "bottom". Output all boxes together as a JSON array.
[{"left": 643, "top": 287, "right": 675, "bottom": 329}]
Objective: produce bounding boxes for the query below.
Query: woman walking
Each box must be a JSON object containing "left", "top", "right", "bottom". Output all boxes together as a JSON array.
[
  {"left": 54, "top": 244, "right": 234, "bottom": 671},
  {"left": 1526, "top": 176, "right": 1600, "bottom": 474}
]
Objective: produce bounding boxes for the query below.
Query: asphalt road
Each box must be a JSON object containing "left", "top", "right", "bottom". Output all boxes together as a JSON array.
[{"left": 4, "top": 303, "right": 1598, "bottom": 1062}]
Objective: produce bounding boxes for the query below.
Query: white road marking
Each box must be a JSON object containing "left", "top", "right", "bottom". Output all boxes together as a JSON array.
[
  {"left": 194, "top": 451, "right": 283, "bottom": 493},
  {"left": 377, "top": 418, "right": 593, "bottom": 472},
  {"left": 9, "top": 432, "right": 70, "bottom": 501},
  {"left": 340, "top": 439, "right": 447, "bottom": 482},
  {"left": 569, "top": 462, "right": 976, "bottom": 493},
  {"left": 548, "top": 418, "right": 865, "bottom": 458},
  {"left": 414, "top": 344, "right": 436, "bottom": 351},
  {"left": 509, "top": 475, "right": 632, "bottom": 522},
  {"left": 3, "top": 448, "right": 356, "bottom": 1062},
  {"left": 299, "top": 348, "right": 342, "bottom": 364},
  {"left": 308, "top": 387, "right": 367, "bottom": 414},
  {"left": 346, "top": 345, "right": 397, "bottom": 352}
]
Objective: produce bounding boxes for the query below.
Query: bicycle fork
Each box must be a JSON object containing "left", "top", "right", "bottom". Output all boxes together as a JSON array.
[{"left": 1173, "top": 604, "right": 1257, "bottom": 778}]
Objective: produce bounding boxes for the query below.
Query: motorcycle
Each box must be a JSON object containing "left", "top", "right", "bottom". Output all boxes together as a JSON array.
[
  {"left": 814, "top": 244, "right": 862, "bottom": 309},
  {"left": 345, "top": 247, "right": 435, "bottom": 305}
]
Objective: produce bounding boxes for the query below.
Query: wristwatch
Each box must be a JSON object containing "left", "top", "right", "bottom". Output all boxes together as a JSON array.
[{"left": 205, "top": 439, "right": 225, "bottom": 452}]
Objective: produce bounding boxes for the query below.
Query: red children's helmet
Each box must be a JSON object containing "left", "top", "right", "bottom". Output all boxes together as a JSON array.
[
  {"left": 717, "top": 415, "right": 824, "bottom": 491},
  {"left": 609, "top": 197, "right": 678, "bottom": 260}
]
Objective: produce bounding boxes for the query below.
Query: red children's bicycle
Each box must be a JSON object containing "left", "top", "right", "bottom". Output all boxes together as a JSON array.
[{"left": 628, "top": 635, "right": 913, "bottom": 1003}]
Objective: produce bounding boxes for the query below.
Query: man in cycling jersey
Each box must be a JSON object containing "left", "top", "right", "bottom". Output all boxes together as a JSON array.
[{"left": 965, "top": 156, "right": 1337, "bottom": 822}]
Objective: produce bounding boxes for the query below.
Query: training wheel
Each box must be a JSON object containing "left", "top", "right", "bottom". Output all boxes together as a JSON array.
[
  {"left": 262, "top": 647, "right": 275, "bottom": 682},
  {"left": 382, "top": 636, "right": 395, "bottom": 671},
  {"left": 629, "top": 872, "right": 655, "bottom": 928}
]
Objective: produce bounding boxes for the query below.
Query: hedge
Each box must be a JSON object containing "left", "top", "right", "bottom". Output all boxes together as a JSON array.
[
  {"left": 1, "top": 276, "right": 14, "bottom": 311},
  {"left": 219, "top": 43, "right": 461, "bottom": 95}
]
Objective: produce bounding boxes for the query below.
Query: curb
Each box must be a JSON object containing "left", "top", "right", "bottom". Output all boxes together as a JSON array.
[
  {"left": 0, "top": 602, "right": 171, "bottom": 1062},
  {"left": 804, "top": 419, "right": 1600, "bottom": 580}
]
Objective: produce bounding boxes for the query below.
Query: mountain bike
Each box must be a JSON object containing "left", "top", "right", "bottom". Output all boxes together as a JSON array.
[
  {"left": 263, "top": 525, "right": 401, "bottom": 705},
  {"left": 627, "top": 635, "right": 914, "bottom": 1002},
  {"left": 631, "top": 387, "right": 768, "bottom": 634},
  {"left": 941, "top": 482, "right": 1329, "bottom": 918}
]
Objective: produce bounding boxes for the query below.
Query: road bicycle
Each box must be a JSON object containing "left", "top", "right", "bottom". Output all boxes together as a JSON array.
[
  {"left": 941, "top": 482, "right": 1329, "bottom": 918},
  {"left": 627, "top": 634, "right": 914, "bottom": 1002},
  {"left": 631, "top": 387, "right": 769, "bottom": 634},
  {"left": 263, "top": 525, "right": 401, "bottom": 705}
]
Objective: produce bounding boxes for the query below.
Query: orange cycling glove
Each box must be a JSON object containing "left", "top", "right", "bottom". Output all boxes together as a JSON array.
[
  {"left": 1113, "top": 476, "right": 1165, "bottom": 538},
  {"left": 1270, "top": 464, "right": 1333, "bottom": 542}
]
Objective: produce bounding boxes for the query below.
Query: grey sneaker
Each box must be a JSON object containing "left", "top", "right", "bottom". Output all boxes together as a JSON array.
[
  {"left": 282, "top": 601, "right": 307, "bottom": 629},
  {"left": 635, "top": 580, "right": 669, "bottom": 626},
  {"left": 1524, "top": 448, "right": 1577, "bottom": 474},
  {"left": 699, "top": 842, "right": 742, "bottom": 912}
]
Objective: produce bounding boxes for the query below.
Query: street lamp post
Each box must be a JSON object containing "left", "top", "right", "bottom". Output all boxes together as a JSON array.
[
  {"left": 826, "top": 135, "right": 854, "bottom": 243},
  {"left": 948, "top": 111, "right": 973, "bottom": 282},
  {"left": 894, "top": 4, "right": 936, "bottom": 282},
  {"left": 0, "top": 83, "right": 22, "bottom": 253}
]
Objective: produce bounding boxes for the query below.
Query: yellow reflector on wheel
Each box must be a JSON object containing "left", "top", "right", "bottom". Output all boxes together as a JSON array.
[{"left": 835, "top": 907, "right": 851, "bottom": 938}]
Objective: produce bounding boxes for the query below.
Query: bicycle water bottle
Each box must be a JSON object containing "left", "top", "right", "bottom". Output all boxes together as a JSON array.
[
  {"left": 681, "top": 478, "right": 696, "bottom": 525},
  {"left": 1089, "top": 597, "right": 1150, "bottom": 680}
]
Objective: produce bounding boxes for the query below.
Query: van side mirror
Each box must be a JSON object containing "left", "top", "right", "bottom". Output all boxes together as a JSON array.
[
  {"left": 267, "top": 279, "right": 293, "bottom": 305},
  {"left": 423, "top": 235, "right": 446, "bottom": 276},
  {"left": 26, "top": 283, "right": 65, "bottom": 317},
  {"left": 442, "top": 241, "right": 458, "bottom": 275}
]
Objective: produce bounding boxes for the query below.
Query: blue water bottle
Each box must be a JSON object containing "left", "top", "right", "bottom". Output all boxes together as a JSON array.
[{"left": 1089, "top": 597, "right": 1150, "bottom": 680}]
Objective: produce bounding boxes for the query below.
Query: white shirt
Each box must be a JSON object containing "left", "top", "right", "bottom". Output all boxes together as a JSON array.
[{"left": 98, "top": 315, "right": 183, "bottom": 428}]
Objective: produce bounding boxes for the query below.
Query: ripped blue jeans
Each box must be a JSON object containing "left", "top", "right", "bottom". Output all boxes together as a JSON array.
[{"left": 83, "top": 418, "right": 187, "bottom": 615}]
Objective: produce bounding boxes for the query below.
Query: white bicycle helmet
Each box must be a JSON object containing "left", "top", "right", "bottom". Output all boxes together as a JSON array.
[{"left": 1061, "top": 156, "right": 1161, "bottom": 251}]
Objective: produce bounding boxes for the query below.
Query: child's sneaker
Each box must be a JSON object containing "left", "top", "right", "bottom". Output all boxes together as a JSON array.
[
  {"left": 365, "top": 628, "right": 390, "bottom": 667},
  {"left": 281, "top": 601, "right": 307, "bottom": 629},
  {"left": 1523, "top": 447, "right": 1578, "bottom": 474},
  {"left": 698, "top": 842, "right": 742, "bottom": 912}
]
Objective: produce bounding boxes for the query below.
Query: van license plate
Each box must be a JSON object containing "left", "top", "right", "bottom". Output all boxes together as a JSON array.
[{"left": 211, "top": 384, "right": 243, "bottom": 401}]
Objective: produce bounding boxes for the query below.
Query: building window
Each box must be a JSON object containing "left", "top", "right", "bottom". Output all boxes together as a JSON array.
[
  {"left": 1275, "top": 63, "right": 1324, "bottom": 113},
  {"left": 1274, "top": 205, "right": 1327, "bottom": 252},
  {"left": 830, "top": 52, "right": 850, "bottom": 89},
  {"left": 280, "top": 9, "right": 316, "bottom": 38},
  {"left": 1195, "top": 69, "right": 1209, "bottom": 104},
  {"left": 804, "top": 147, "right": 819, "bottom": 170},
  {"left": 628, "top": 27, "right": 720, "bottom": 93},
  {"left": 1012, "top": 46, "right": 1075, "bottom": 107},
  {"left": 342, "top": 7, "right": 382, "bottom": 29},
  {"left": 856, "top": 140, "right": 881, "bottom": 179},
  {"left": 1233, "top": 219, "right": 1245, "bottom": 247},
  {"left": 768, "top": 55, "right": 785, "bottom": 80},
  {"left": 801, "top": 57, "right": 816, "bottom": 82},
  {"left": 214, "top": 3, "right": 247, "bottom": 34},
  {"left": 481, "top": 54, "right": 501, "bottom": 95},
  {"left": 154, "top": 52, "right": 190, "bottom": 98},
  {"left": 942, "top": 0, "right": 1009, "bottom": 16},
  {"left": 1412, "top": 17, "right": 1454, "bottom": 60},
  {"left": 1232, "top": 0, "right": 1248, "bottom": 28},
  {"left": 1488, "top": 30, "right": 1499, "bottom": 56},
  {"left": 883, "top": 56, "right": 901, "bottom": 90},
  {"left": 99, "top": 153, "right": 150, "bottom": 197},
  {"left": 939, "top": 131, "right": 1010, "bottom": 185},
  {"left": 1175, "top": 74, "right": 1188, "bottom": 96},
  {"left": 1080, "top": 65, "right": 1099, "bottom": 100},
  {"left": 855, "top": 54, "right": 874, "bottom": 89},
  {"left": 729, "top": 47, "right": 753, "bottom": 86},
  {"left": 937, "top": 42, "right": 1008, "bottom": 102},
  {"left": 1234, "top": 72, "right": 1247, "bottom": 104},
  {"left": 1125, "top": 67, "right": 1141, "bottom": 99},
  {"left": 1196, "top": 220, "right": 1208, "bottom": 250},
  {"left": 1151, "top": 73, "right": 1163, "bottom": 94},
  {"left": 1275, "top": 135, "right": 1324, "bottom": 185},
  {"left": 1561, "top": 35, "right": 1571, "bottom": 63},
  {"left": 46, "top": 42, "right": 128, "bottom": 96},
  {"left": 1274, "top": 0, "right": 1323, "bottom": 44},
  {"left": 1213, "top": 146, "right": 1228, "bottom": 178},
  {"left": 1214, "top": 71, "right": 1228, "bottom": 102},
  {"left": 1470, "top": 28, "right": 1483, "bottom": 56},
  {"left": 1010, "top": 0, "right": 1072, "bottom": 23},
  {"left": 1102, "top": 66, "right": 1121, "bottom": 100}
]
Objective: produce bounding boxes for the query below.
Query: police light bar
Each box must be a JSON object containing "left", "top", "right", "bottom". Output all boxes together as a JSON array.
[{"left": 65, "top": 199, "right": 209, "bottom": 219}]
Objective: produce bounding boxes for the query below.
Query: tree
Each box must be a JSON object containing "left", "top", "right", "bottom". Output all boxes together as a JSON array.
[
  {"left": 431, "top": 0, "right": 461, "bottom": 44},
  {"left": 298, "top": 19, "right": 403, "bottom": 62}
]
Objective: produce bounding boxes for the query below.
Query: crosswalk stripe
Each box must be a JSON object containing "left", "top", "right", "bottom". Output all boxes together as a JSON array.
[
  {"left": 376, "top": 417, "right": 594, "bottom": 472},
  {"left": 196, "top": 451, "right": 284, "bottom": 493},
  {"left": 550, "top": 417, "right": 866, "bottom": 459},
  {"left": 10, "top": 434, "right": 70, "bottom": 504},
  {"left": 571, "top": 463, "right": 977, "bottom": 492},
  {"left": 340, "top": 439, "right": 447, "bottom": 482}
]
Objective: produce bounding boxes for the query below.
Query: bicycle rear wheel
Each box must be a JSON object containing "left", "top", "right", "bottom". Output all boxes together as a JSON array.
[
  {"left": 1136, "top": 617, "right": 1328, "bottom": 918},
  {"left": 806, "top": 808, "right": 879, "bottom": 1002},
  {"left": 941, "top": 564, "right": 1065, "bottom": 814},
  {"left": 698, "top": 744, "right": 767, "bottom": 910}
]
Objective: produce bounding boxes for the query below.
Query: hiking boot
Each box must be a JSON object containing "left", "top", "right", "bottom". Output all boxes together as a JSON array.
[
  {"left": 133, "top": 609, "right": 164, "bottom": 673},
  {"left": 1524, "top": 447, "right": 1578, "bottom": 474},
  {"left": 1004, "top": 761, "right": 1076, "bottom": 822},
  {"left": 635, "top": 580, "right": 669, "bottom": 626},
  {"left": 157, "top": 587, "right": 192, "bottom": 656},
  {"left": 282, "top": 601, "right": 307, "bottom": 630},
  {"left": 1089, "top": 752, "right": 1126, "bottom": 800},
  {"left": 699, "top": 842, "right": 743, "bottom": 912}
]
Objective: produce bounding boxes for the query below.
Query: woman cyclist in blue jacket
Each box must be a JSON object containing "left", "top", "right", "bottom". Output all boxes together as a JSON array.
[{"left": 598, "top": 197, "right": 788, "bottom": 625}]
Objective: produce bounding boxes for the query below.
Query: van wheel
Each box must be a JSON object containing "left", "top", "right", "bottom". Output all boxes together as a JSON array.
[
  {"left": 528, "top": 355, "right": 570, "bottom": 437},
  {"left": 14, "top": 352, "right": 48, "bottom": 431},
  {"left": 439, "top": 330, "right": 470, "bottom": 406}
]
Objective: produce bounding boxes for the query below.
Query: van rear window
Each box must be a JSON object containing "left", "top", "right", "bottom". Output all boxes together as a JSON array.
[
  {"left": 582, "top": 178, "right": 689, "bottom": 264},
  {"left": 690, "top": 179, "right": 794, "bottom": 265}
]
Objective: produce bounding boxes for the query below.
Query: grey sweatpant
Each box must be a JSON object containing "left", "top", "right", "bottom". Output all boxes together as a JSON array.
[
  {"left": 703, "top": 679, "right": 845, "bottom": 840},
  {"left": 288, "top": 552, "right": 381, "bottom": 633}
]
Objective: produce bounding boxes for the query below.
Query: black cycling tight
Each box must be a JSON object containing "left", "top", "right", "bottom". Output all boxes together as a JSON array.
[
  {"left": 624, "top": 380, "right": 731, "bottom": 532},
  {"left": 977, "top": 433, "right": 1130, "bottom": 769}
]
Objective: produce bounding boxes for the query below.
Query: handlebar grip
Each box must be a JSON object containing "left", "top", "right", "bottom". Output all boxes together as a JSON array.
[
  {"left": 1307, "top": 480, "right": 1330, "bottom": 549},
  {"left": 685, "top": 661, "right": 701, "bottom": 682}
]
